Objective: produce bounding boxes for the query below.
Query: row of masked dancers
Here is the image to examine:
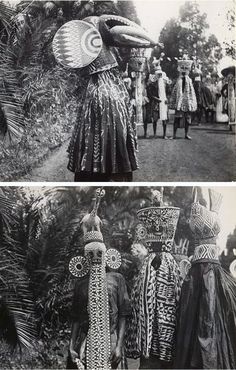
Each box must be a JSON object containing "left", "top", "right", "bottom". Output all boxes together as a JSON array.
[
  {"left": 124, "top": 59, "right": 235, "bottom": 139},
  {"left": 52, "top": 14, "right": 235, "bottom": 181},
  {"left": 67, "top": 188, "right": 236, "bottom": 370}
]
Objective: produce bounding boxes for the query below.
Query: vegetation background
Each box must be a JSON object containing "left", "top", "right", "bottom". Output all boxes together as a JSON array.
[
  {"left": 0, "top": 185, "right": 235, "bottom": 368},
  {"left": 0, "top": 0, "right": 235, "bottom": 180}
]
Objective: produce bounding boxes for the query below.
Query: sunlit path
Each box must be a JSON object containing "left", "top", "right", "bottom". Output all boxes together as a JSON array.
[{"left": 17, "top": 123, "right": 236, "bottom": 182}]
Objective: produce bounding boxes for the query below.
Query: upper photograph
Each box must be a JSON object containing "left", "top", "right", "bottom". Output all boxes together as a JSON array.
[{"left": 0, "top": 0, "right": 235, "bottom": 182}]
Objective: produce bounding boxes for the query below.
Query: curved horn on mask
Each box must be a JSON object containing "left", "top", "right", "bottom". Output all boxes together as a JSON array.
[{"left": 99, "top": 14, "right": 158, "bottom": 48}]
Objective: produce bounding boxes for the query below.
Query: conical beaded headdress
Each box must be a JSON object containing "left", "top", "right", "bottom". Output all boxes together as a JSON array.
[{"left": 189, "top": 188, "right": 222, "bottom": 240}]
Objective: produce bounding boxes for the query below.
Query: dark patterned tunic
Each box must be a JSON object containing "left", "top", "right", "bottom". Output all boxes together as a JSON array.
[
  {"left": 125, "top": 252, "right": 182, "bottom": 363},
  {"left": 67, "top": 64, "right": 138, "bottom": 175}
]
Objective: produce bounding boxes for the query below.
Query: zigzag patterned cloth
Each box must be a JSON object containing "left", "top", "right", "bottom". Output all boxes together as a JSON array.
[
  {"left": 189, "top": 201, "right": 221, "bottom": 239},
  {"left": 126, "top": 253, "right": 182, "bottom": 362},
  {"left": 67, "top": 68, "right": 138, "bottom": 175},
  {"left": 53, "top": 20, "right": 102, "bottom": 68},
  {"left": 192, "top": 244, "right": 220, "bottom": 263},
  {"left": 170, "top": 76, "right": 197, "bottom": 112},
  {"left": 87, "top": 261, "right": 111, "bottom": 369}
]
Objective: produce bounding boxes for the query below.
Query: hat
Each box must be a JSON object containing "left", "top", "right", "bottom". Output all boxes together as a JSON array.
[
  {"left": 189, "top": 189, "right": 222, "bottom": 240},
  {"left": 221, "top": 65, "right": 235, "bottom": 77},
  {"left": 177, "top": 59, "right": 193, "bottom": 72},
  {"left": 193, "top": 67, "right": 202, "bottom": 77}
]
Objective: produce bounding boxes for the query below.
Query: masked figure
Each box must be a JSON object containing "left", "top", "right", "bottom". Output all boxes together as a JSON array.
[
  {"left": 192, "top": 65, "right": 214, "bottom": 124},
  {"left": 126, "top": 189, "right": 182, "bottom": 369},
  {"left": 67, "top": 189, "right": 130, "bottom": 370},
  {"left": 149, "top": 58, "right": 169, "bottom": 139},
  {"left": 175, "top": 189, "right": 236, "bottom": 369},
  {"left": 221, "top": 66, "right": 236, "bottom": 129},
  {"left": 53, "top": 15, "right": 156, "bottom": 182},
  {"left": 170, "top": 57, "right": 197, "bottom": 140}
]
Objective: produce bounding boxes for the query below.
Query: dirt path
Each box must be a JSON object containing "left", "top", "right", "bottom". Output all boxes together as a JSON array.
[
  {"left": 18, "top": 140, "right": 73, "bottom": 182},
  {"left": 17, "top": 123, "right": 236, "bottom": 182},
  {"left": 134, "top": 123, "right": 236, "bottom": 182}
]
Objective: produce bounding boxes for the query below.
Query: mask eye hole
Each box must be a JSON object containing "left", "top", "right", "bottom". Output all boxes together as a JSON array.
[
  {"left": 88, "top": 251, "right": 93, "bottom": 259},
  {"left": 97, "top": 251, "right": 102, "bottom": 258}
]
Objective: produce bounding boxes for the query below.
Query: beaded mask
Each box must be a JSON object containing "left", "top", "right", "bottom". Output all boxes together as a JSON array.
[
  {"left": 69, "top": 189, "right": 121, "bottom": 370},
  {"left": 135, "top": 188, "right": 180, "bottom": 253}
]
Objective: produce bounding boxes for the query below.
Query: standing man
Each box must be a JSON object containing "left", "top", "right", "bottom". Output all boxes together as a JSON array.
[
  {"left": 170, "top": 56, "right": 197, "bottom": 139},
  {"left": 154, "top": 61, "right": 170, "bottom": 139},
  {"left": 67, "top": 189, "right": 131, "bottom": 369},
  {"left": 126, "top": 189, "right": 182, "bottom": 369}
]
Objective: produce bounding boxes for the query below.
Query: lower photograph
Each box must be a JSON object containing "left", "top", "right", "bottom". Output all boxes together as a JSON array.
[{"left": 0, "top": 185, "right": 236, "bottom": 370}]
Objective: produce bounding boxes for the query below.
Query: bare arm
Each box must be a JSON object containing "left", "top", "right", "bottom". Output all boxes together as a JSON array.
[
  {"left": 69, "top": 321, "right": 80, "bottom": 362},
  {"left": 110, "top": 316, "right": 126, "bottom": 369}
]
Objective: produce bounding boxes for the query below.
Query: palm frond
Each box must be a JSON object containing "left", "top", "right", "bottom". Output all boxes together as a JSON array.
[
  {"left": 0, "top": 43, "right": 25, "bottom": 140},
  {"left": 0, "top": 2, "right": 16, "bottom": 37}
]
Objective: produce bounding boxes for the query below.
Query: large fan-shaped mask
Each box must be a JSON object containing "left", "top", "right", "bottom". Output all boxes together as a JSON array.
[{"left": 53, "top": 20, "right": 103, "bottom": 68}]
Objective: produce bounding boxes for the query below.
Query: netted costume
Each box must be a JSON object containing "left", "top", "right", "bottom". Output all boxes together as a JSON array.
[{"left": 175, "top": 189, "right": 236, "bottom": 369}]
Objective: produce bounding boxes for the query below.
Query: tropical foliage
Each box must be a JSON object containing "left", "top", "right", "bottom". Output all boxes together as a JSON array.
[
  {"left": 152, "top": 1, "right": 223, "bottom": 79},
  {"left": 0, "top": 185, "right": 205, "bottom": 368},
  {"left": 0, "top": 1, "right": 139, "bottom": 180}
]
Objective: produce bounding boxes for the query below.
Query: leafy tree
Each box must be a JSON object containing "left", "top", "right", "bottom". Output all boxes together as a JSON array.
[
  {"left": 0, "top": 0, "right": 140, "bottom": 178},
  {"left": 154, "top": 1, "right": 223, "bottom": 79},
  {"left": 224, "top": 4, "right": 236, "bottom": 59}
]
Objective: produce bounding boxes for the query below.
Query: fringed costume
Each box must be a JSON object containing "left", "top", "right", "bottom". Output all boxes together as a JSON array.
[
  {"left": 146, "top": 58, "right": 170, "bottom": 139},
  {"left": 170, "top": 58, "right": 197, "bottom": 139},
  {"left": 53, "top": 15, "right": 156, "bottom": 181},
  {"left": 175, "top": 189, "right": 236, "bottom": 369},
  {"left": 126, "top": 190, "right": 182, "bottom": 368}
]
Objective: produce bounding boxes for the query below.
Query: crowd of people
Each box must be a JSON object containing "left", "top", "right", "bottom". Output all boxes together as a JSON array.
[
  {"left": 52, "top": 13, "right": 235, "bottom": 181},
  {"left": 123, "top": 57, "right": 236, "bottom": 140},
  {"left": 67, "top": 188, "right": 236, "bottom": 370}
]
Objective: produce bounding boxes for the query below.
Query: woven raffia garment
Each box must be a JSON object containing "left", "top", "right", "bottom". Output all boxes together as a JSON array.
[{"left": 175, "top": 190, "right": 236, "bottom": 369}]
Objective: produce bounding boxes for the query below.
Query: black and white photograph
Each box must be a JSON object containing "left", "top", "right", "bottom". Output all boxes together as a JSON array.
[
  {"left": 0, "top": 0, "right": 236, "bottom": 369},
  {"left": 0, "top": 0, "right": 235, "bottom": 182},
  {"left": 0, "top": 185, "right": 236, "bottom": 369}
]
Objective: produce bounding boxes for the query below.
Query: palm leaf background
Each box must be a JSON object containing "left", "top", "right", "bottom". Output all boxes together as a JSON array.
[
  {"left": 0, "top": 188, "right": 36, "bottom": 351},
  {"left": 0, "top": 185, "right": 225, "bottom": 368}
]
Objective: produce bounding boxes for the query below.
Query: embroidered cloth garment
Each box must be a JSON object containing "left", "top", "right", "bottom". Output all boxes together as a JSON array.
[
  {"left": 67, "top": 68, "right": 138, "bottom": 174},
  {"left": 170, "top": 76, "right": 197, "bottom": 112},
  {"left": 126, "top": 253, "right": 182, "bottom": 362}
]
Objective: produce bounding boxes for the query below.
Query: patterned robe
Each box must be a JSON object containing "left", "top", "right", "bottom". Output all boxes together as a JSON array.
[
  {"left": 125, "top": 252, "right": 182, "bottom": 363},
  {"left": 170, "top": 75, "right": 197, "bottom": 113}
]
